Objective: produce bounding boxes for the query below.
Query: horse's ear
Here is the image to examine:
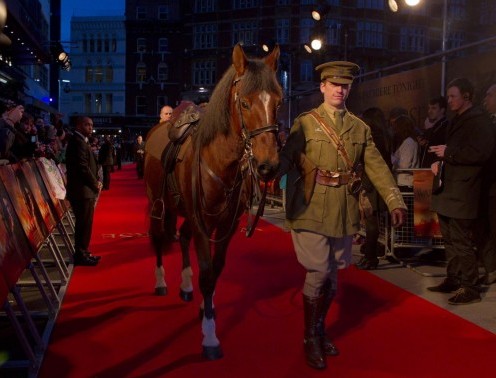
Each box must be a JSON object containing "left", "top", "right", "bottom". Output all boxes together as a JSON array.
[
  {"left": 232, "top": 43, "right": 248, "bottom": 76},
  {"left": 264, "top": 44, "right": 280, "bottom": 72}
]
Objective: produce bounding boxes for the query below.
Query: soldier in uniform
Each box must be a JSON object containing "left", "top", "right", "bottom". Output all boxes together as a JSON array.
[{"left": 279, "top": 61, "right": 407, "bottom": 370}]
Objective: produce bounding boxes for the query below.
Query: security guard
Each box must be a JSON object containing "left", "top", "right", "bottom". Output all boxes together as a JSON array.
[{"left": 279, "top": 61, "right": 407, "bottom": 370}]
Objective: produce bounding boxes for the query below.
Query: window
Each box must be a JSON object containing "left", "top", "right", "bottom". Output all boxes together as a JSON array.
[
  {"left": 356, "top": 21, "right": 385, "bottom": 49},
  {"left": 89, "top": 34, "right": 95, "bottom": 52},
  {"left": 193, "top": 24, "right": 218, "bottom": 49},
  {"left": 105, "top": 94, "right": 113, "bottom": 113},
  {"left": 136, "top": 96, "right": 147, "bottom": 115},
  {"left": 157, "top": 96, "right": 168, "bottom": 114},
  {"left": 232, "top": 21, "right": 258, "bottom": 46},
  {"left": 137, "top": 38, "right": 147, "bottom": 53},
  {"left": 447, "top": 30, "right": 465, "bottom": 50},
  {"left": 158, "top": 5, "right": 169, "bottom": 20},
  {"left": 194, "top": 0, "right": 216, "bottom": 12},
  {"left": 233, "top": 0, "right": 258, "bottom": 9},
  {"left": 104, "top": 34, "right": 110, "bottom": 52},
  {"left": 300, "top": 60, "right": 313, "bottom": 82},
  {"left": 106, "top": 65, "right": 113, "bottom": 82},
  {"left": 85, "top": 66, "right": 93, "bottom": 82},
  {"left": 356, "top": 0, "right": 384, "bottom": 9},
  {"left": 276, "top": 19, "right": 290, "bottom": 45},
  {"left": 111, "top": 34, "right": 117, "bottom": 52},
  {"left": 158, "top": 38, "right": 169, "bottom": 53},
  {"left": 193, "top": 60, "right": 216, "bottom": 86},
  {"left": 299, "top": 18, "right": 313, "bottom": 45},
  {"left": 158, "top": 63, "right": 169, "bottom": 82},
  {"left": 480, "top": 0, "right": 496, "bottom": 24},
  {"left": 400, "top": 27, "right": 426, "bottom": 53},
  {"left": 82, "top": 34, "right": 88, "bottom": 52},
  {"left": 95, "top": 93, "right": 102, "bottom": 114},
  {"left": 449, "top": 0, "right": 466, "bottom": 20},
  {"left": 94, "top": 66, "right": 104, "bottom": 83},
  {"left": 84, "top": 93, "right": 92, "bottom": 113},
  {"left": 136, "top": 6, "right": 146, "bottom": 19},
  {"left": 136, "top": 63, "right": 147, "bottom": 82},
  {"left": 325, "top": 19, "right": 342, "bottom": 46},
  {"left": 97, "top": 34, "right": 102, "bottom": 52}
]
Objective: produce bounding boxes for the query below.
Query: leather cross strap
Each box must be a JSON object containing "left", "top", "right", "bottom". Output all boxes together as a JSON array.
[{"left": 309, "top": 110, "right": 354, "bottom": 171}]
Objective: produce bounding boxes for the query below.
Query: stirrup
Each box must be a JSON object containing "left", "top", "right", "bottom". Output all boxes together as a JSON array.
[{"left": 150, "top": 198, "right": 165, "bottom": 220}]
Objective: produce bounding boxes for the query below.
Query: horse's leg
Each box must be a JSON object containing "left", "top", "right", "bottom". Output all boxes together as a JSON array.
[
  {"left": 192, "top": 231, "right": 223, "bottom": 360},
  {"left": 197, "top": 221, "right": 238, "bottom": 360},
  {"left": 179, "top": 220, "right": 194, "bottom": 302},
  {"left": 150, "top": 216, "right": 168, "bottom": 296}
]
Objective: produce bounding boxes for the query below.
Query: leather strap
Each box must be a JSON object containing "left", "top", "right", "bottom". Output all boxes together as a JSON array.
[{"left": 309, "top": 110, "right": 354, "bottom": 171}]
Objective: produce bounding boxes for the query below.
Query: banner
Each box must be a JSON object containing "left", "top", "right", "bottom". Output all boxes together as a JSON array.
[{"left": 413, "top": 170, "right": 441, "bottom": 238}]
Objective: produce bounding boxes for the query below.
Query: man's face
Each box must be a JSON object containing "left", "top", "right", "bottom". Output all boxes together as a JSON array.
[
  {"left": 137, "top": 136, "right": 143, "bottom": 144},
  {"left": 484, "top": 85, "right": 496, "bottom": 114},
  {"left": 160, "top": 106, "right": 173, "bottom": 122},
  {"left": 320, "top": 80, "right": 350, "bottom": 110},
  {"left": 427, "top": 103, "right": 445, "bottom": 122},
  {"left": 446, "top": 86, "right": 466, "bottom": 115},
  {"left": 8, "top": 105, "right": 24, "bottom": 123},
  {"left": 78, "top": 118, "right": 94, "bottom": 137}
]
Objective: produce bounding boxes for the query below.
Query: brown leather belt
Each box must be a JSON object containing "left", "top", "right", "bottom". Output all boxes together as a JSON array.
[{"left": 316, "top": 169, "right": 353, "bottom": 187}]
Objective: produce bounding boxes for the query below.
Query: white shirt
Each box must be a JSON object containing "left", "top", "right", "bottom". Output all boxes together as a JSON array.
[{"left": 392, "top": 137, "right": 419, "bottom": 187}]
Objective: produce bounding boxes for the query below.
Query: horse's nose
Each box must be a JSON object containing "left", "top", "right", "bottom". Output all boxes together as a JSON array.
[{"left": 257, "top": 162, "right": 277, "bottom": 181}]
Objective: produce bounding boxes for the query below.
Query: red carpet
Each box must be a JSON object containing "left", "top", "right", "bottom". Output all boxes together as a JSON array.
[{"left": 39, "top": 164, "right": 496, "bottom": 378}]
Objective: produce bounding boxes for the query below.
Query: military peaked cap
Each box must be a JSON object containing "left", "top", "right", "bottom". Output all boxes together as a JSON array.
[{"left": 315, "top": 61, "right": 360, "bottom": 84}]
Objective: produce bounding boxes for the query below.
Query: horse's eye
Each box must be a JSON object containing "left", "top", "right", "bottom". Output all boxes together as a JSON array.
[{"left": 241, "top": 100, "right": 250, "bottom": 110}]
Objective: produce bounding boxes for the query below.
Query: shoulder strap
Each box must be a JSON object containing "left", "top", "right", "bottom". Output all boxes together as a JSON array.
[{"left": 309, "top": 110, "right": 354, "bottom": 171}]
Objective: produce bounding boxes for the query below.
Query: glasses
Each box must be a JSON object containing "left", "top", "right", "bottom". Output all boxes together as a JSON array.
[{"left": 165, "top": 112, "right": 172, "bottom": 115}]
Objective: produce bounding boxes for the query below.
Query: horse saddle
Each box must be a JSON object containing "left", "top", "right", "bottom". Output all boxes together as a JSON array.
[{"left": 168, "top": 104, "right": 201, "bottom": 142}]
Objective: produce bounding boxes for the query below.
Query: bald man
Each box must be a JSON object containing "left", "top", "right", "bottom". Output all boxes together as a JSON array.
[{"left": 159, "top": 105, "right": 173, "bottom": 123}]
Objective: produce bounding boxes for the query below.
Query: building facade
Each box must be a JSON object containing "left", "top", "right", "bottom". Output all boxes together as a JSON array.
[{"left": 62, "top": 16, "right": 127, "bottom": 135}]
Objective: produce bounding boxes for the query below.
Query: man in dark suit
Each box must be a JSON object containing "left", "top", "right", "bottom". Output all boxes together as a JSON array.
[
  {"left": 65, "top": 116, "right": 102, "bottom": 266},
  {"left": 428, "top": 78, "right": 494, "bottom": 304}
]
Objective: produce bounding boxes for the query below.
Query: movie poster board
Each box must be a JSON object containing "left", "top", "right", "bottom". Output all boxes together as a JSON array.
[
  {"left": 17, "top": 161, "right": 58, "bottom": 235},
  {"left": 0, "top": 178, "right": 33, "bottom": 288},
  {"left": 413, "top": 169, "right": 442, "bottom": 238},
  {"left": 0, "top": 164, "right": 49, "bottom": 253}
]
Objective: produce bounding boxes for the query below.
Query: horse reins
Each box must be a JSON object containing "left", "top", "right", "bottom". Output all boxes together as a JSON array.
[{"left": 192, "top": 74, "right": 278, "bottom": 241}]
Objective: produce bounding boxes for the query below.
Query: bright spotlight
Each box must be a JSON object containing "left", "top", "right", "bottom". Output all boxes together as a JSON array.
[{"left": 310, "top": 39, "right": 322, "bottom": 51}]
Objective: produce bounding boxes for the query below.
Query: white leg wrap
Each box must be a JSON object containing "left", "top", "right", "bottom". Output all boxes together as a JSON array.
[
  {"left": 201, "top": 317, "right": 219, "bottom": 347},
  {"left": 180, "top": 266, "right": 193, "bottom": 292},
  {"left": 155, "top": 266, "right": 166, "bottom": 288}
]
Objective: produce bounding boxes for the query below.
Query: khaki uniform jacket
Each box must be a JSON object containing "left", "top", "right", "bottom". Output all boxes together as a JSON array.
[{"left": 280, "top": 103, "right": 406, "bottom": 238}]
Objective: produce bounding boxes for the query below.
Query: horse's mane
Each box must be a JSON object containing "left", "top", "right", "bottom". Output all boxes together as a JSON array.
[{"left": 193, "top": 57, "right": 282, "bottom": 149}]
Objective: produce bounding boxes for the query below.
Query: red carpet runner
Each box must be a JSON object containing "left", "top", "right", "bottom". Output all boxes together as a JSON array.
[{"left": 39, "top": 164, "right": 496, "bottom": 378}]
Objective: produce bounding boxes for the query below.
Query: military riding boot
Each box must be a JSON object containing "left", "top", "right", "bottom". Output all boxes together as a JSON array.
[
  {"left": 303, "top": 294, "right": 326, "bottom": 370},
  {"left": 316, "top": 286, "right": 339, "bottom": 356}
]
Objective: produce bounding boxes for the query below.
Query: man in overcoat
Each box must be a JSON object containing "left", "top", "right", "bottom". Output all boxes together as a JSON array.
[
  {"left": 428, "top": 78, "right": 494, "bottom": 304},
  {"left": 279, "top": 61, "right": 407, "bottom": 370},
  {"left": 65, "top": 116, "right": 102, "bottom": 266}
]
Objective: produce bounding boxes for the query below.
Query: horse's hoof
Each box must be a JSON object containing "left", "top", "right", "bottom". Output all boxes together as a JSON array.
[
  {"left": 155, "top": 287, "right": 168, "bottom": 296},
  {"left": 199, "top": 308, "right": 216, "bottom": 320},
  {"left": 202, "top": 345, "right": 223, "bottom": 360},
  {"left": 179, "top": 289, "right": 193, "bottom": 302}
]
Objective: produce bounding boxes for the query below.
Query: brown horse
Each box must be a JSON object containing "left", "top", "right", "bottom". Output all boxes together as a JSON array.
[{"left": 144, "top": 44, "right": 282, "bottom": 359}]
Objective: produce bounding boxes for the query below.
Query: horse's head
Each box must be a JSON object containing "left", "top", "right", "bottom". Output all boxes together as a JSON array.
[{"left": 231, "top": 44, "right": 283, "bottom": 182}]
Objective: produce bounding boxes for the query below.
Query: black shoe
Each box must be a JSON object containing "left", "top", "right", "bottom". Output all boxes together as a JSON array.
[
  {"left": 84, "top": 251, "right": 101, "bottom": 261},
  {"left": 73, "top": 253, "right": 99, "bottom": 266},
  {"left": 427, "top": 279, "right": 460, "bottom": 293},
  {"left": 356, "top": 257, "right": 379, "bottom": 270},
  {"left": 448, "top": 287, "right": 481, "bottom": 305}
]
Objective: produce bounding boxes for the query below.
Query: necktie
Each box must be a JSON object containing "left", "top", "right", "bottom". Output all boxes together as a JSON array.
[{"left": 334, "top": 110, "right": 344, "bottom": 131}]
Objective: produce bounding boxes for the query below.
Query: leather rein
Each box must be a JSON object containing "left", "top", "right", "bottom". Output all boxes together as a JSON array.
[{"left": 192, "top": 74, "right": 278, "bottom": 242}]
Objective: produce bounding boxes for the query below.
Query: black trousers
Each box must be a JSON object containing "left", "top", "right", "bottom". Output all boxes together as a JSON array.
[
  {"left": 70, "top": 198, "right": 96, "bottom": 254},
  {"left": 477, "top": 195, "right": 496, "bottom": 274},
  {"left": 438, "top": 214, "right": 479, "bottom": 289},
  {"left": 101, "top": 165, "right": 112, "bottom": 189}
]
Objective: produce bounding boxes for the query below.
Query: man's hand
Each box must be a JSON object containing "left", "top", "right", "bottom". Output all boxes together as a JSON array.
[
  {"left": 428, "top": 144, "right": 447, "bottom": 158},
  {"left": 97, "top": 181, "right": 103, "bottom": 191},
  {"left": 391, "top": 208, "right": 407, "bottom": 228}
]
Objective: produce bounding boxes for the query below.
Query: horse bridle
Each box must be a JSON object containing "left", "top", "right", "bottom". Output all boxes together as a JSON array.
[{"left": 193, "top": 74, "right": 279, "bottom": 241}]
